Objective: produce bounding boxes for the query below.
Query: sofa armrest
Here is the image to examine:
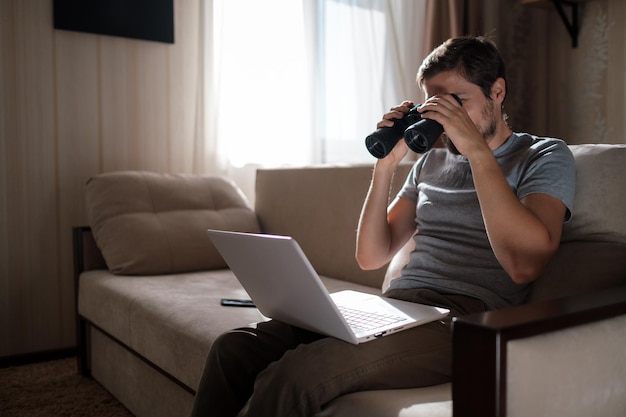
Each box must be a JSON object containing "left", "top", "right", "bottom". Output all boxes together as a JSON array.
[
  {"left": 73, "top": 226, "right": 107, "bottom": 276},
  {"left": 451, "top": 285, "right": 626, "bottom": 417},
  {"left": 73, "top": 226, "right": 107, "bottom": 375}
]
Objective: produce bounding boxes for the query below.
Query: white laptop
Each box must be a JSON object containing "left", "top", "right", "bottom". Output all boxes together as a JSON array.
[{"left": 207, "top": 229, "right": 449, "bottom": 344}]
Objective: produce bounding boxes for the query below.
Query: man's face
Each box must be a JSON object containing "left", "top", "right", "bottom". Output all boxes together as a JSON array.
[{"left": 422, "top": 70, "right": 498, "bottom": 142}]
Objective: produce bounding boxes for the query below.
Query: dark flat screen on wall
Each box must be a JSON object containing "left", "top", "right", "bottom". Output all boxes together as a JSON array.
[{"left": 53, "top": 0, "right": 174, "bottom": 44}]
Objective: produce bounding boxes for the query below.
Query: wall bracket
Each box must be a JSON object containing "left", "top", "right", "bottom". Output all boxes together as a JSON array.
[{"left": 551, "top": 0, "right": 580, "bottom": 48}]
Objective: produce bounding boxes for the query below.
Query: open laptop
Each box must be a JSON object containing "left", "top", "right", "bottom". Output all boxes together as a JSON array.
[{"left": 207, "top": 229, "right": 449, "bottom": 344}]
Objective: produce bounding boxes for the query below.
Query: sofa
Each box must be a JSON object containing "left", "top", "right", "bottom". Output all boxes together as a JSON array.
[{"left": 75, "top": 143, "right": 626, "bottom": 417}]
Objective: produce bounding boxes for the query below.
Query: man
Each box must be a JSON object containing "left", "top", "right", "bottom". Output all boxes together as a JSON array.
[{"left": 191, "top": 36, "right": 576, "bottom": 417}]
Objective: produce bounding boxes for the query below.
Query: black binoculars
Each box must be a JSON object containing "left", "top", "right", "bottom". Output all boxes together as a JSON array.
[{"left": 365, "top": 94, "right": 461, "bottom": 158}]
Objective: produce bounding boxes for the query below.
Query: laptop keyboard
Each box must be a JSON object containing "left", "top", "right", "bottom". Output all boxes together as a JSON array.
[{"left": 338, "top": 305, "right": 405, "bottom": 333}]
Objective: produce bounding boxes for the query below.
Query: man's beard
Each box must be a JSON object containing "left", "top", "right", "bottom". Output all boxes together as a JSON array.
[
  {"left": 479, "top": 99, "right": 498, "bottom": 140},
  {"left": 444, "top": 99, "right": 497, "bottom": 155}
]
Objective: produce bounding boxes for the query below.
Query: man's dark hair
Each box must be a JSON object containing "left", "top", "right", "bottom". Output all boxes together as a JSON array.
[{"left": 416, "top": 36, "right": 506, "bottom": 102}]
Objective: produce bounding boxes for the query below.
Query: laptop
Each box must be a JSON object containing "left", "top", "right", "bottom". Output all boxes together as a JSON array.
[{"left": 207, "top": 229, "right": 449, "bottom": 344}]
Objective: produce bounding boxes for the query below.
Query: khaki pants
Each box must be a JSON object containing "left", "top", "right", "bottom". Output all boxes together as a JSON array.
[{"left": 190, "top": 289, "right": 487, "bottom": 417}]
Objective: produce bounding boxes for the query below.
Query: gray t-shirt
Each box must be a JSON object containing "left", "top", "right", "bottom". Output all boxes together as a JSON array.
[{"left": 389, "top": 133, "right": 576, "bottom": 309}]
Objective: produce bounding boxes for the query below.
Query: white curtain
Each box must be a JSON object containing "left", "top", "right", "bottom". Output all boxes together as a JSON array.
[
  {"left": 317, "top": 0, "right": 428, "bottom": 163},
  {"left": 204, "top": 0, "right": 428, "bottom": 197}
]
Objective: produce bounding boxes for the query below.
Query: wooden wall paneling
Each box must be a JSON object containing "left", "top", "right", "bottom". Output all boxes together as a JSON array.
[
  {"left": 55, "top": 30, "right": 102, "bottom": 351},
  {"left": 168, "top": 0, "right": 203, "bottom": 174},
  {"left": 0, "top": 0, "right": 17, "bottom": 356},
  {"left": 0, "top": 0, "right": 19, "bottom": 356},
  {"left": 606, "top": 0, "right": 626, "bottom": 143},
  {"left": 0, "top": 0, "right": 230, "bottom": 357},
  {"left": 0, "top": 0, "right": 63, "bottom": 355},
  {"left": 19, "top": 0, "right": 61, "bottom": 354},
  {"left": 99, "top": 37, "right": 134, "bottom": 172},
  {"left": 133, "top": 43, "right": 170, "bottom": 172}
]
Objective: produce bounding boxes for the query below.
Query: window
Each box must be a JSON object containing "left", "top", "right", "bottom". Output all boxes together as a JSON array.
[
  {"left": 210, "top": 0, "right": 426, "bottom": 167},
  {"left": 212, "top": 0, "right": 312, "bottom": 167}
]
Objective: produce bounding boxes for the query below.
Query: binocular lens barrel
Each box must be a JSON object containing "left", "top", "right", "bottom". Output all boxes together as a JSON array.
[
  {"left": 404, "top": 120, "right": 444, "bottom": 154},
  {"left": 364, "top": 95, "right": 461, "bottom": 159},
  {"left": 364, "top": 118, "right": 443, "bottom": 158},
  {"left": 365, "top": 129, "right": 399, "bottom": 158}
]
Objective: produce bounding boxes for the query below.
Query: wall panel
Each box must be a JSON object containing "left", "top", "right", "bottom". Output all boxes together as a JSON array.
[{"left": 1, "top": 0, "right": 203, "bottom": 357}]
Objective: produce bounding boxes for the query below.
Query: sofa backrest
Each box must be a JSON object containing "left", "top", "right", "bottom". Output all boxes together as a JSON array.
[
  {"left": 384, "top": 144, "right": 626, "bottom": 302},
  {"left": 255, "top": 164, "right": 412, "bottom": 288},
  {"left": 561, "top": 144, "right": 626, "bottom": 245},
  {"left": 528, "top": 144, "right": 626, "bottom": 301}
]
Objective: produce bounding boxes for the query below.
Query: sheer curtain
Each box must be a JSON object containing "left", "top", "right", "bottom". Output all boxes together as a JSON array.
[
  {"left": 204, "top": 1, "right": 428, "bottom": 196},
  {"left": 317, "top": 0, "right": 428, "bottom": 163}
]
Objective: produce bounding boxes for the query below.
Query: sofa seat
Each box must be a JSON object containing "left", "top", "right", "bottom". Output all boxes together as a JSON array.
[
  {"left": 78, "top": 268, "right": 382, "bottom": 393},
  {"left": 319, "top": 384, "right": 452, "bottom": 417}
]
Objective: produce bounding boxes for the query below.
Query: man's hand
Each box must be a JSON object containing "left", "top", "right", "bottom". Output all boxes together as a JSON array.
[
  {"left": 417, "top": 94, "right": 487, "bottom": 157},
  {"left": 374, "top": 101, "right": 415, "bottom": 166}
]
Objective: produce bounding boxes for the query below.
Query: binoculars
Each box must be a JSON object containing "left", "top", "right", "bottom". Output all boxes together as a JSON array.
[{"left": 365, "top": 94, "right": 461, "bottom": 158}]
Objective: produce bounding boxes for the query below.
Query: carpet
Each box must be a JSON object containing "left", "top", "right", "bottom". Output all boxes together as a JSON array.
[{"left": 0, "top": 356, "right": 134, "bottom": 417}]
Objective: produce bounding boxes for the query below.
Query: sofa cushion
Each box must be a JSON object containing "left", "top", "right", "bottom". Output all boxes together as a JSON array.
[
  {"left": 78, "top": 269, "right": 267, "bottom": 390},
  {"left": 78, "top": 269, "right": 381, "bottom": 390},
  {"left": 562, "top": 144, "right": 626, "bottom": 245},
  {"left": 528, "top": 241, "right": 626, "bottom": 302},
  {"left": 86, "top": 171, "right": 261, "bottom": 275},
  {"left": 318, "top": 383, "right": 451, "bottom": 417}
]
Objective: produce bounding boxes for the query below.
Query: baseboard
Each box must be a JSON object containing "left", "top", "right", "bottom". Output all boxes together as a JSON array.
[{"left": 0, "top": 347, "right": 77, "bottom": 368}]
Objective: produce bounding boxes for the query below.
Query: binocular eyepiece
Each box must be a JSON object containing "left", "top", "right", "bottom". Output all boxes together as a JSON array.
[{"left": 365, "top": 94, "right": 461, "bottom": 158}]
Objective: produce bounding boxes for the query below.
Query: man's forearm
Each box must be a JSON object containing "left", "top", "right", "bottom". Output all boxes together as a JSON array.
[
  {"left": 468, "top": 150, "right": 564, "bottom": 284},
  {"left": 355, "top": 163, "right": 396, "bottom": 270}
]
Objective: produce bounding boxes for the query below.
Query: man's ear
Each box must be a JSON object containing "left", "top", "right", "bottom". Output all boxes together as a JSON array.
[{"left": 491, "top": 77, "right": 507, "bottom": 104}]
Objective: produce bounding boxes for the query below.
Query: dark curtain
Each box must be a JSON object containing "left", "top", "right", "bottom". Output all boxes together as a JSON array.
[{"left": 423, "top": 0, "right": 485, "bottom": 51}]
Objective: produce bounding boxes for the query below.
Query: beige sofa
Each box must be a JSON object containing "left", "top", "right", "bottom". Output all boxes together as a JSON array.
[{"left": 75, "top": 144, "right": 626, "bottom": 417}]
